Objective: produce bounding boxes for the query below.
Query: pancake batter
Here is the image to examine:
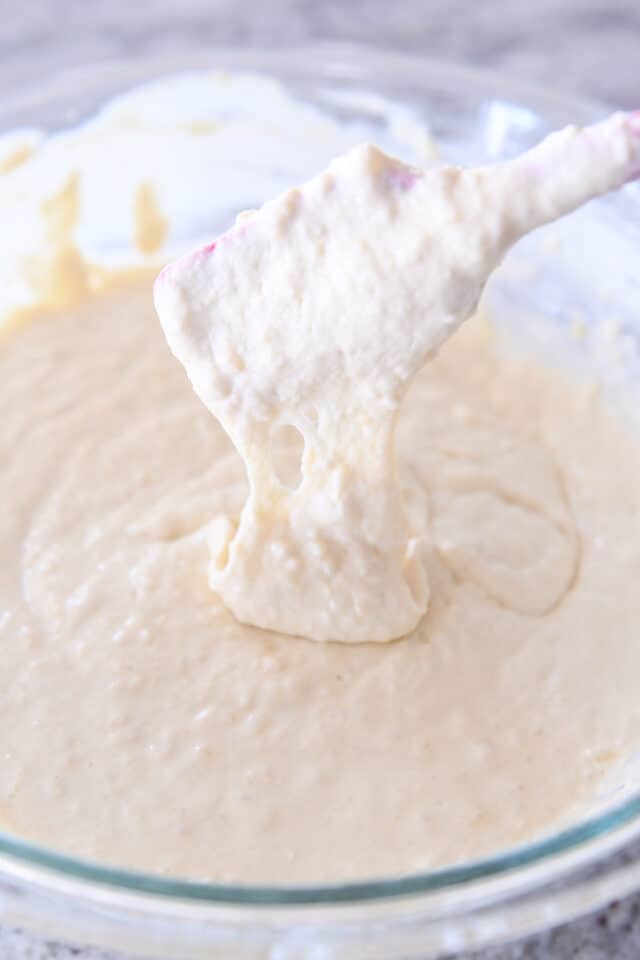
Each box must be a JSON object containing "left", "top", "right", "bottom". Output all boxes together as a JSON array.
[
  {"left": 0, "top": 100, "right": 640, "bottom": 882},
  {"left": 1, "top": 272, "right": 640, "bottom": 881},
  {"left": 155, "top": 113, "right": 640, "bottom": 644}
]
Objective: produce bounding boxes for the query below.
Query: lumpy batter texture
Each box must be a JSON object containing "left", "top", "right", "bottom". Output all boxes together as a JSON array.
[
  {"left": 2, "top": 276, "right": 640, "bottom": 881},
  {"left": 155, "top": 119, "right": 640, "bottom": 645}
]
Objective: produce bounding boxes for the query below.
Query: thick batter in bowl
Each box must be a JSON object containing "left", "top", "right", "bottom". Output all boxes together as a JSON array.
[{"left": 0, "top": 44, "right": 640, "bottom": 958}]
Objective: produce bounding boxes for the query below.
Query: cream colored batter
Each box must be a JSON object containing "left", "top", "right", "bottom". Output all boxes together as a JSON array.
[
  {"left": 2, "top": 274, "right": 640, "bottom": 881},
  {"left": 155, "top": 116, "right": 640, "bottom": 644}
]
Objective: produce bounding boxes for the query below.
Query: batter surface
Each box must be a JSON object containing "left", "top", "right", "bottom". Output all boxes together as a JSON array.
[{"left": 2, "top": 275, "right": 640, "bottom": 881}]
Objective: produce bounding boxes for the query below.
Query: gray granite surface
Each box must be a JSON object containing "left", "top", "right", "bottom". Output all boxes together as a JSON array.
[{"left": 0, "top": 0, "right": 639, "bottom": 957}]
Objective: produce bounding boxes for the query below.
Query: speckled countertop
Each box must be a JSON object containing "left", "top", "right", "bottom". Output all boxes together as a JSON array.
[{"left": 1, "top": 1, "right": 639, "bottom": 958}]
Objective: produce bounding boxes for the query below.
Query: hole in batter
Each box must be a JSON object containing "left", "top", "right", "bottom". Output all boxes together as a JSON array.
[{"left": 270, "top": 424, "right": 305, "bottom": 490}]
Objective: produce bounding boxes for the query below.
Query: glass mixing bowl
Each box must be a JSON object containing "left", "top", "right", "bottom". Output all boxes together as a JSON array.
[{"left": 1, "top": 43, "right": 640, "bottom": 959}]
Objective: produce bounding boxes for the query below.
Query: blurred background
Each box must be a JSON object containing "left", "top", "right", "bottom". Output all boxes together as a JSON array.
[{"left": 0, "top": 0, "right": 638, "bottom": 108}]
